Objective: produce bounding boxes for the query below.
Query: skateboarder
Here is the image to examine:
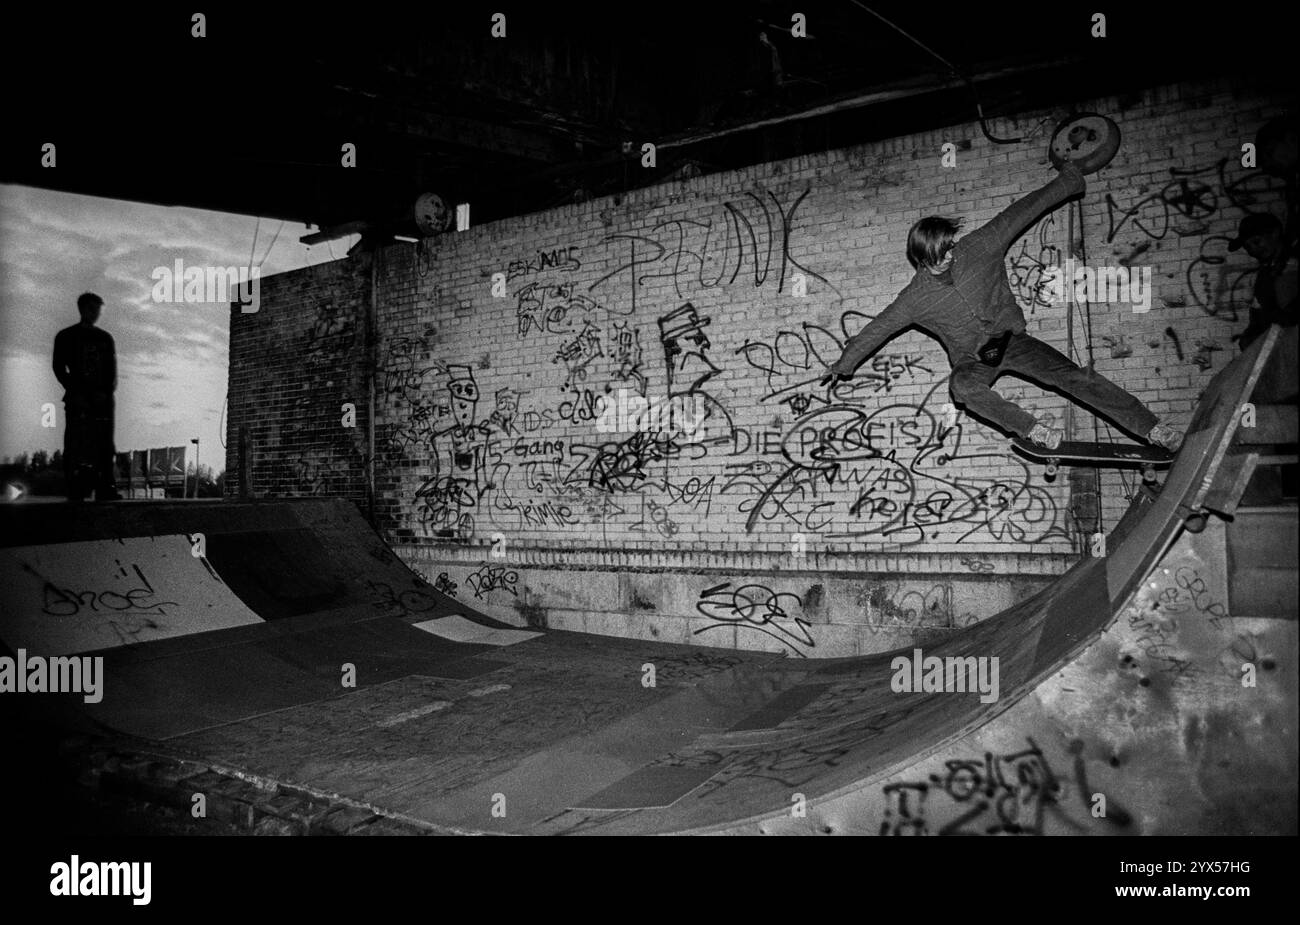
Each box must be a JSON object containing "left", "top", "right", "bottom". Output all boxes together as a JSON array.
[
  {"left": 53, "top": 292, "right": 120, "bottom": 501},
  {"left": 821, "top": 162, "right": 1183, "bottom": 452}
]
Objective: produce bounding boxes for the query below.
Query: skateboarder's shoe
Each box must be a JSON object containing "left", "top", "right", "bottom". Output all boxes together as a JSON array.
[
  {"left": 1027, "top": 422, "right": 1063, "bottom": 450},
  {"left": 1147, "top": 422, "right": 1184, "bottom": 452}
]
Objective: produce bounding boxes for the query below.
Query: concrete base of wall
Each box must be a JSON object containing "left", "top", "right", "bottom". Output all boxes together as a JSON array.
[{"left": 396, "top": 547, "right": 1073, "bottom": 659}]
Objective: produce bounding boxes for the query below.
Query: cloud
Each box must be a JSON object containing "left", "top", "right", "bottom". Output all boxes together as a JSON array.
[{"left": 0, "top": 184, "right": 355, "bottom": 460}]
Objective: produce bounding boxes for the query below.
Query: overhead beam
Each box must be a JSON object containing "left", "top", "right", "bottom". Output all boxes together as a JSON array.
[
  {"left": 301, "top": 221, "right": 372, "bottom": 246},
  {"left": 329, "top": 89, "right": 585, "bottom": 165}
]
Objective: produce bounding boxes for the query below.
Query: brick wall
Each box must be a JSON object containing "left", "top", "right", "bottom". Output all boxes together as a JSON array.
[
  {"left": 226, "top": 256, "right": 371, "bottom": 503},
  {"left": 226, "top": 77, "right": 1292, "bottom": 655}
]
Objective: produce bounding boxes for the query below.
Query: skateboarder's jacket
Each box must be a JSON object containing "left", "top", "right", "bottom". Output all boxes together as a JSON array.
[{"left": 831, "top": 163, "right": 1086, "bottom": 374}]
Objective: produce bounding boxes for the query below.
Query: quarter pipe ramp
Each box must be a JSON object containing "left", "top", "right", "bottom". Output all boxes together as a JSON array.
[{"left": 0, "top": 329, "right": 1292, "bottom": 834}]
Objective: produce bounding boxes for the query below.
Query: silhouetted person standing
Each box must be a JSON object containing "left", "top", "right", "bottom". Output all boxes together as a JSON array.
[
  {"left": 1229, "top": 213, "right": 1298, "bottom": 349},
  {"left": 54, "top": 293, "right": 120, "bottom": 501}
]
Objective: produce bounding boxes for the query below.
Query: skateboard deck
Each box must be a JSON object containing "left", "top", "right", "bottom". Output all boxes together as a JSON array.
[{"left": 1012, "top": 438, "right": 1173, "bottom": 479}]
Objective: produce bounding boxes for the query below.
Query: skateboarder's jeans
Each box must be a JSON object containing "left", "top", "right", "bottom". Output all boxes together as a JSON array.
[{"left": 949, "top": 333, "right": 1158, "bottom": 440}]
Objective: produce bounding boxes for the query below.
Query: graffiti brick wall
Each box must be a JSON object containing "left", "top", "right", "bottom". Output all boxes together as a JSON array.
[
  {"left": 226, "top": 256, "right": 370, "bottom": 502},
  {"left": 226, "top": 77, "right": 1292, "bottom": 654}
]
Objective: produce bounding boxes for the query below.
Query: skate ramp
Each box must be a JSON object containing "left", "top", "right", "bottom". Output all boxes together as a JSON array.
[
  {"left": 0, "top": 330, "right": 1286, "bottom": 834},
  {"left": 0, "top": 535, "right": 262, "bottom": 655}
]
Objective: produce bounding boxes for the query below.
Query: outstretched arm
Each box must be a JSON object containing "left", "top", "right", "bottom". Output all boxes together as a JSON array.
[
  {"left": 963, "top": 163, "right": 1086, "bottom": 256},
  {"left": 824, "top": 294, "right": 915, "bottom": 381}
]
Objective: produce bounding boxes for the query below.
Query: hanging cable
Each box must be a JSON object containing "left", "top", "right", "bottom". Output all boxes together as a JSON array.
[
  {"left": 416, "top": 237, "right": 431, "bottom": 278},
  {"left": 1077, "top": 194, "right": 1137, "bottom": 503},
  {"left": 247, "top": 216, "right": 260, "bottom": 273},
  {"left": 846, "top": 0, "right": 1021, "bottom": 144},
  {"left": 1072, "top": 196, "right": 1117, "bottom": 534},
  {"left": 1064, "top": 198, "right": 1082, "bottom": 548},
  {"left": 254, "top": 220, "right": 284, "bottom": 269},
  {"left": 1074, "top": 200, "right": 1097, "bottom": 372},
  {"left": 967, "top": 88, "right": 1022, "bottom": 145}
]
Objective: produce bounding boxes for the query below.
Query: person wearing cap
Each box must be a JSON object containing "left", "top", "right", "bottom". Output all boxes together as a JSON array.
[
  {"left": 1229, "top": 212, "right": 1298, "bottom": 350},
  {"left": 822, "top": 163, "right": 1183, "bottom": 453}
]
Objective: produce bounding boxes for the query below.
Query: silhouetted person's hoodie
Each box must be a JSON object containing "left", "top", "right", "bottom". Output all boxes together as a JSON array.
[{"left": 54, "top": 320, "right": 116, "bottom": 408}]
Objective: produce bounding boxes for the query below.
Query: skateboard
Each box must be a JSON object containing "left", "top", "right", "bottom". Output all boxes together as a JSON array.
[{"left": 1012, "top": 438, "right": 1173, "bottom": 483}]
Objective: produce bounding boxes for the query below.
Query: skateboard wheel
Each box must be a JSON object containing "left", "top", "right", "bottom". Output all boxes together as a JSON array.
[
  {"left": 1045, "top": 463, "right": 1058, "bottom": 478},
  {"left": 1184, "top": 512, "right": 1208, "bottom": 534},
  {"left": 1141, "top": 466, "right": 1156, "bottom": 484}
]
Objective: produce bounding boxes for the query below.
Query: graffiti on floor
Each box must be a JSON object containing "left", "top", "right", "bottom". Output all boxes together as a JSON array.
[
  {"left": 366, "top": 579, "right": 442, "bottom": 618},
  {"left": 879, "top": 739, "right": 1065, "bottom": 835}
]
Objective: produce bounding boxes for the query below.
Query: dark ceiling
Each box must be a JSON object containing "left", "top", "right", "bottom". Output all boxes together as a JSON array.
[{"left": 2, "top": 3, "right": 1291, "bottom": 242}]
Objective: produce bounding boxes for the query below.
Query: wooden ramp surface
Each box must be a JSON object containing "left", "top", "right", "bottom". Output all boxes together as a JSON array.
[{"left": 0, "top": 331, "right": 1281, "bottom": 834}]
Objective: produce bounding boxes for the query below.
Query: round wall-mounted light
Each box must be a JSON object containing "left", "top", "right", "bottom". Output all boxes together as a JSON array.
[{"left": 414, "top": 191, "right": 452, "bottom": 235}]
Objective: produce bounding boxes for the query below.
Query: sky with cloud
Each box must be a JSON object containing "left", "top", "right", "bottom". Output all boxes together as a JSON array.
[{"left": 0, "top": 185, "right": 358, "bottom": 471}]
